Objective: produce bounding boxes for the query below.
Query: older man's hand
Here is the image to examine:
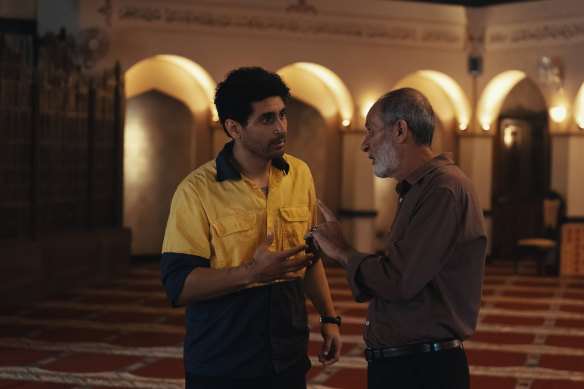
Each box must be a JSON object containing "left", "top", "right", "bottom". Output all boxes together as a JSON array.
[{"left": 305, "top": 200, "right": 359, "bottom": 268}]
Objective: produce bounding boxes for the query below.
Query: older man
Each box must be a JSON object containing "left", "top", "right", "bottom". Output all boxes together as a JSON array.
[{"left": 309, "top": 88, "right": 486, "bottom": 389}]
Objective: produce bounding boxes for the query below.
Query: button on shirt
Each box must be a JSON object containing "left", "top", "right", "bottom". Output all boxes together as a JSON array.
[
  {"left": 346, "top": 153, "right": 487, "bottom": 348},
  {"left": 161, "top": 141, "right": 317, "bottom": 377}
]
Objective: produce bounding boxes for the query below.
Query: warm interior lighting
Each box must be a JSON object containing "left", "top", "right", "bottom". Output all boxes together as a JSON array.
[
  {"left": 342, "top": 119, "right": 350, "bottom": 127},
  {"left": 361, "top": 98, "right": 377, "bottom": 119},
  {"left": 549, "top": 106, "right": 567, "bottom": 123},
  {"left": 503, "top": 125, "right": 519, "bottom": 147},
  {"left": 578, "top": 120, "right": 584, "bottom": 129},
  {"left": 125, "top": 55, "right": 218, "bottom": 121},
  {"left": 124, "top": 121, "right": 149, "bottom": 185},
  {"left": 278, "top": 63, "right": 354, "bottom": 128},
  {"left": 477, "top": 70, "right": 527, "bottom": 133},
  {"left": 155, "top": 55, "right": 218, "bottom": 121},
  {"left": 416, "top": 71, "right": 471, "bottom": 131}
]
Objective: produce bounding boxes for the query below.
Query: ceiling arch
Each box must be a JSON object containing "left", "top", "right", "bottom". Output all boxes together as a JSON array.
[
  {"left": 125, "top": 55, "right": 217, "bottom": 121},
  {"left": 277, "top": 62, "right": 354, "bottom": 128},
  {"left": 394, "top": 70, "right": 471, "bottom": 131},
  {"left": 476, "top": 70, "right": 527, "bottom": 132}
]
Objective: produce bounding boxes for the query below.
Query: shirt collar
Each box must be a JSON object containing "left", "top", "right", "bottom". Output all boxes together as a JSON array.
[
  {"left": 395, "top": 152, "right": 454, "bottom": 195},
  {"left": 215, "top": 140, "right": 290, "bottom": 182}
]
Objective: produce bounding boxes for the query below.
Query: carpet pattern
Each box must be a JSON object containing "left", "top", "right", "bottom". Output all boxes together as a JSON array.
[{"left": 0, "top": 260, "right": 583, "bottom": 389}]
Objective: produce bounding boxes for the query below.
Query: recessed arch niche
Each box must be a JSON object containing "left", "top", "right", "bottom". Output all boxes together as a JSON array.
[
  {"left": 277, "top": 62, "right": 354, "bottom": 215},
  {"left": 490, "top": 76, "right": 550, "bottom": 259},
  {"left": 123, "top": 55, "right": 216, "bottom": 255}
]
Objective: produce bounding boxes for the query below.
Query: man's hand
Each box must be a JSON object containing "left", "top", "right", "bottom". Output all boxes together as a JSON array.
[
  {"left": 305, "top": 200, "right": 358, "bottom": 268},
  {"left": 246, "top": 232, "right": 313, "bottom": 284},
  {"left": 319, "top": 323, "right": 341, "bottom": 366}
]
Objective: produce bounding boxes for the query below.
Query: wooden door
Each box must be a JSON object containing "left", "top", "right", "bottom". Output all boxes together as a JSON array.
[{"left": 491, "top": 117, "right": 550, "bottom": 259}]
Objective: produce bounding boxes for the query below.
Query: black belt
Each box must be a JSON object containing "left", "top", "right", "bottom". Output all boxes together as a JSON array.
[{"left": 365, "top": 339, "right": 462, "bottom": 361}]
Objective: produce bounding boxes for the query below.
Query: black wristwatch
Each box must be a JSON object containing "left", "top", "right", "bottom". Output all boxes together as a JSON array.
[{"left": 320, "top": 315, "right": 341, "bottom": 327}]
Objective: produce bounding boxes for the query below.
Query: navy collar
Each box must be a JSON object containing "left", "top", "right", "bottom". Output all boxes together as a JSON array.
[{"left": 216, "top": 141, "right": 290, "bottom": 182}]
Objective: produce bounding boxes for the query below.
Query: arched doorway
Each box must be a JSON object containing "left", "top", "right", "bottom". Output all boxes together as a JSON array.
[
  {"left": 277, "top": 62, "right": 354, "bottom": 215},
  {"left": 124, "top": 55, "right": 216, "bottom": 256},
  {"left": 491, "top": 78, "right": 549, "bottom": 259},
  {"left": 124, "top": 91, "right": 194, "bottom": 255},
  {"left": 285, "top": 98, "right": 328, "bottom": 203}
]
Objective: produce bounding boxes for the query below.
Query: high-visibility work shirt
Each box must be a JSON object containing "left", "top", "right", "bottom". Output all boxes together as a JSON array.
[{"left": 161, "top": 141, "right": 317, "bottom": 377}]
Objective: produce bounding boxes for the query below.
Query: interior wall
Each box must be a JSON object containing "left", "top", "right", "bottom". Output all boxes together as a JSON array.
[
  {"left": 286, "top": 98, "right": 328, "bottom": 208},
  {"left": 124, "top": 90, "right": 194, "bottom": 255},
  {"left": 71, "top": 0, "right": 584, "bottom": 252}
]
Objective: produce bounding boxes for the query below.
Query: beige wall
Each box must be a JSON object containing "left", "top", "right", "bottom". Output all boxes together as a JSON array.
[{"left": 48, "top": 0, "right": 584, "bottom": 254}]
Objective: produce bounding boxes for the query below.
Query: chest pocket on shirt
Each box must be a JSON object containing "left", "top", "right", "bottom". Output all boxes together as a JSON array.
[
  {"left": 210, "top": 212, "right": 257, "bottom": 268},
  {"left": 280, "top": 206, "right": 309, "bottom": 250}
]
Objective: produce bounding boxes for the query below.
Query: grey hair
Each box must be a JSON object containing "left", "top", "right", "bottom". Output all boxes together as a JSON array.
[{"left": 377, "top": 88, "right": 436, "bottom": 146}]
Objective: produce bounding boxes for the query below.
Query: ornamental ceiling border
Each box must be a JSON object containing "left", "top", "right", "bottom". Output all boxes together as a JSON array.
[
  {"left": 108, "top": 0, "right": 466, "bottom": 50},
  {"left": 485, "top": 16, "right": 584, "bottom": 51}
]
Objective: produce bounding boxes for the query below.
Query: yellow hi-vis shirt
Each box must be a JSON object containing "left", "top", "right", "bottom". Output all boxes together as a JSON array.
[{"left": 162, "top": 148, "right": 317, "bottom": 287}]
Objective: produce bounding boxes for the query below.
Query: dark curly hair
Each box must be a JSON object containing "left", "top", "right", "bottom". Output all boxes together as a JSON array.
[{"left": 214, "top": 67, "right": 290, "bottom": 137}]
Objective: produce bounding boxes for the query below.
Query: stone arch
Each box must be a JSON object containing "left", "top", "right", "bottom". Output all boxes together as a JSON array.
[
  {"left": 277, "top": 62, "right": 355, "bottom": 216},
  {"left": 123, "top": 55, "right": 216, "bottom": 255}
]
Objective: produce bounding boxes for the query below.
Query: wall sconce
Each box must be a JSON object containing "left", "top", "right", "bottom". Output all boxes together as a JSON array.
[
  {"left": 481, "top": 123, "right": 491, "bottom": 131},
  {"left": 549, "top": 105, "right": 567, "bottom": 123},
  {"left": 342, "top": 119, "right": 350, "bottom": 127},
  {"left": 459, "top": 122, "right": 468, "bottom": 131}
]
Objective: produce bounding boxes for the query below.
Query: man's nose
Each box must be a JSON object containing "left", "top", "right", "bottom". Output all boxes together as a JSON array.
[
  {"left": 361, "top": 138, "right": 369, "bottom": 153},
  {"left": 274, "top": 119, "right": 286, "bottom": 134}
]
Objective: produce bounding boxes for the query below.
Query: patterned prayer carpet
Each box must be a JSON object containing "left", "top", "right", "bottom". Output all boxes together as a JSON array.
[{"left": 0, "top": 259, "right": 583, "bottom": 389}]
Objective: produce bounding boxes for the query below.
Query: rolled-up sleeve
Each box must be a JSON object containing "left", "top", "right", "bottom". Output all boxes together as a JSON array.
[
  {"left": 161, "top": 252, "right": 209, "bottom": 307},
  {"left": 161, "top": 184, "right": 211, "bottom": 307}
]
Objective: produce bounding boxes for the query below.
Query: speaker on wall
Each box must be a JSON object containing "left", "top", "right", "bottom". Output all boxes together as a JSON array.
[{"left": 469, "top": 56, "right": 482, "bottom": 76}]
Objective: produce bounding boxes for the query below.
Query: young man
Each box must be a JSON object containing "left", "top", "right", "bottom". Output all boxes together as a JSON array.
[
  {"left": 161, "top": 67, "right": 341, "bottom": 389},
  {"left": 309, "top": 88, "right": 486, "bottom": 389}
]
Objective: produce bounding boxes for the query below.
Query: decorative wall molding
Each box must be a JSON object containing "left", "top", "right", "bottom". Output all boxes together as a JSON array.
[
  {"left": 486, "top": 17, "right": 584, "bottom": 51},
  {"left": 110, "top": 0, "right": 466, "bottom": 50}
]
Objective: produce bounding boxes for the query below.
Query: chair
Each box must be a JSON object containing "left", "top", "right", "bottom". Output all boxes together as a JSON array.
[{"left": 515, "top": 193, "right": 563, "bottom": 276}]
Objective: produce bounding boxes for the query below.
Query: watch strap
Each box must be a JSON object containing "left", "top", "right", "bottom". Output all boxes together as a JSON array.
[{"left": 320, "top": 315, "right": 341, "bottom": 326}]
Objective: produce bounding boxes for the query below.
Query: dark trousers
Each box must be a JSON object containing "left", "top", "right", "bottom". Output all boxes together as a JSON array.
[
  {"left": 367, "top": 347, "right": 470, "bottom": 389},
  {"left": 185, "top": 357, "right": 310, "bottom": 389}
]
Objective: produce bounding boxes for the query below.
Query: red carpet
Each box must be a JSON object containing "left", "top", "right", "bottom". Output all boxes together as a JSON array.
[{"left": 0, "top": 260, "right": 583, "bottom": 388}]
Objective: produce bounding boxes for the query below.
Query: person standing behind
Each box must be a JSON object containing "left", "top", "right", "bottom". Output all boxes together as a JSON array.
[
  {"left": 161, "top": 66, "right": 341, "bottom": 389},
  {"left": 308, "top": 88, "right": 486, "bottom": 389}
]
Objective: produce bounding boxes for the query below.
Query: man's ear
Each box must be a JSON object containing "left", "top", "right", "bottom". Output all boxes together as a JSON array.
[
  {"left": 394, "top": 119, "right": 408, "bottom": 144},
  {"left": 225, "top": 119, "right": 242, "bottom": 140}
]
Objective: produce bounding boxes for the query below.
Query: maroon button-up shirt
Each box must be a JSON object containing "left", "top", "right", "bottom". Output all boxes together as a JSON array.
[{"left": 346, "top": 153, "right": 487, "bottom": 348}]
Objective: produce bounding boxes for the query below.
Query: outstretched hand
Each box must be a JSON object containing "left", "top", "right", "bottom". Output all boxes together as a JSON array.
[
  {"left": 247, "top": 232, "right": 314, "bottom": 284},
  {"left": 305, "top": 200, "right": 357, "bottom": 268}
]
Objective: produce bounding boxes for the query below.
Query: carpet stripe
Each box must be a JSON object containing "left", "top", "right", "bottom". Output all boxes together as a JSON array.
[
  {"left": 0, "top": 337, "right": 182, "bottom": 358},
  {"left": 0, "top": 367, "right": 183, "bottom": 388},
  {"left": 0, "top": 316, "right": 184, "bottom": 334}
]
